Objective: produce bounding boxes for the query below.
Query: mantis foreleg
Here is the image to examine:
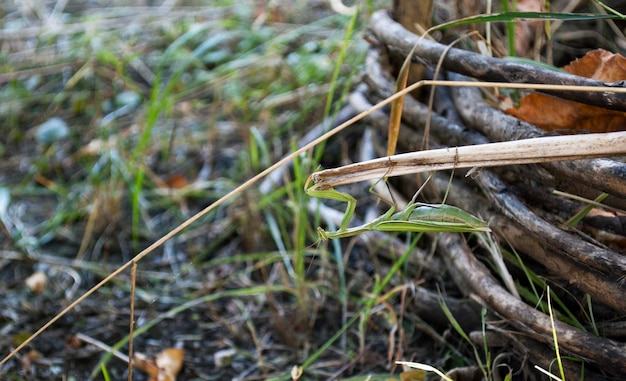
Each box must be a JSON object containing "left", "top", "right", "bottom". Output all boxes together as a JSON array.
[{"left": 305, "top": 178, "right": 357, "bottom": 232}]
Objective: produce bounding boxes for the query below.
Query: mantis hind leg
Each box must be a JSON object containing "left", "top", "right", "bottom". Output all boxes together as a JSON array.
[
  {"left": 412, "top": 148, "right": 458, "bottom": 205},
  {"left": 410, "top": 173, "right": 433, "bottom": 203}
]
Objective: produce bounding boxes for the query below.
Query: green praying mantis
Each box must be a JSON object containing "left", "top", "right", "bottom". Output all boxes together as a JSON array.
[{"left": 305, "top": 176, "right": 490, "bottom": 241}]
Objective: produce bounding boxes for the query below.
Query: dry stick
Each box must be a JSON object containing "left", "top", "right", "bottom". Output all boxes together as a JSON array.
[
  {"left": 309, "top": 131, "right": 626, "bottom": 188},
  {"left": 128, "top": 263, "right": 137, "bottom": 381},
  {"left": 74, "top": 333, "right": 130, "bottom": 363},
  {"left": 369, "top": 9, "right": 626, "bottom": 112}
]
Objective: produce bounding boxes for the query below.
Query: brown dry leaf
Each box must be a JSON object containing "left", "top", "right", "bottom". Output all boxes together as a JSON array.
[
  {"left": 253, "top": 0, "right": 285, "bottom": 23},
  {"left": 134, "top": 348, "right": 185, "bottom": 381},
  {"left": 20, "top": 349, "right": 43, "bottom": 374},
  {"left": 25, "top": 271, "right": 47, "bottom": 294},
  {"left": 506, "top": 49, "right": 626, "bottom": 132},
  {"left": 155, "top": 348, "right": 185, "bottom": 381},
  {"left": 163, "top": 174, "right": 190, "bottom": 189},
  {"left": 564, "top": 48, "right": 626, "bottom": 81},
  {"left": 65, "top": 335, "right": 82, "bottom": 349},
  {"left": 133, "top": 352, "right": 159, "bottom": 379}
]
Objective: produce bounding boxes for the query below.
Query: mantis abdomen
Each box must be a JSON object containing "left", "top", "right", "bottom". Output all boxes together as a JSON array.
[{"left": 376, "top": 203, "right": 490, "bottom": 233}]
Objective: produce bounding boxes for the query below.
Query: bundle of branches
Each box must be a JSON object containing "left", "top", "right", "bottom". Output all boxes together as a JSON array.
[{"left": 334, "top": 9, "right": 626, "bottom": 380}]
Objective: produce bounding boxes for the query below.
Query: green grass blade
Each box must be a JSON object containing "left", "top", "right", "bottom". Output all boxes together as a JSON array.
[
  {"left": 586, "top": 295, "right": 599, "bottom": 336},
  {"left": 592, "top": 0, "right": 626, "bottom": 18},
  {"left": 433, "top": 12, "right": 619, "bottom": 31},
  {"left": 547, "top": 286, "right": 567, "bottom": 381},
  {"left": 501, "top": 0, "right": 517, "bottom": 56},
  {"left": 565, "top": 193, "right": 608, "bottom": 227},
  {"left": 323, "top": 6, "right": 360, "bottom": 120},
  {"left": 100, "top": 364, "right": 111, "bottom": 381}
]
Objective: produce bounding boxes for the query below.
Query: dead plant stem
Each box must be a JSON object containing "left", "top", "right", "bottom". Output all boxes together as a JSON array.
[{"left": 309, "top": 131, "right": 626, "bottom": 188}]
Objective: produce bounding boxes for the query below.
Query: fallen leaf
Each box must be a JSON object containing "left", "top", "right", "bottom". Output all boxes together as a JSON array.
[
  {"left": 134, "top": 348, "right": 184, "bottom": 381},
  {"left": 156, "top": 348, "right": 184, "bottom": 381},
  {"left": 564, "top": 48, "right": 626, "bottom": 81},
  {"left": 133, "top": 352, "right": 159, "bottom": 378},
  {"left": 506, "top": 49, "right": 626, "bottom": 132},
  {"left": 507, "top": 94, "right": 626, "bottom": 132},
  {"left": 65, "top": 335, "right": 82, "bottom": 349},
  {"left": 164, "top": 174, "right": 190, "bottom": 189},
  {"left": 20, "top": 349, "right": 43, "bottom": 374},
  {"left": 25, "top": 271, "right": 47, "bottom": 294}
]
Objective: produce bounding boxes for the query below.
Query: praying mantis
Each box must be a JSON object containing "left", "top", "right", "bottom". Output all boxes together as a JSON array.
[
  {"left": 305, "top": 176, "right": 490, "bottom": 241},
  {"left": 305, "top": 171, "right": 523, "bottom": 298}
]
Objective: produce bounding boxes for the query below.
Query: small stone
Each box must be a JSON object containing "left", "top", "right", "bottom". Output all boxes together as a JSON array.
[
  {"left": 35, "top": 117, "right": 69, "bottom": 144},
  {"left": 213, "top": 348, "right": 237, "bottom": 368}
]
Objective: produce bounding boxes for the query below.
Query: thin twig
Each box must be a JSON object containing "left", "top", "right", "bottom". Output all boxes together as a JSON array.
[{"left": 74, "top": 333, "right": 129, "bottom": 364}]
